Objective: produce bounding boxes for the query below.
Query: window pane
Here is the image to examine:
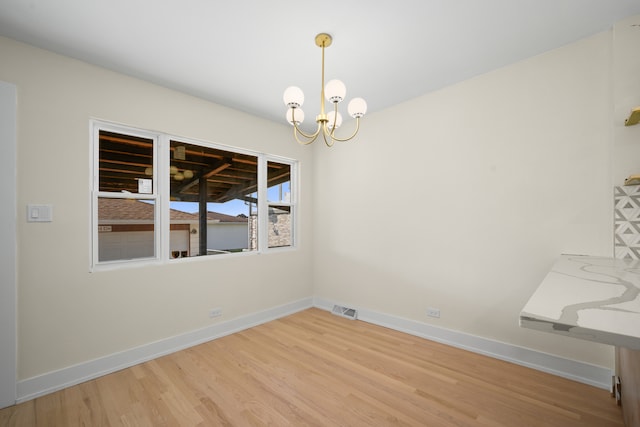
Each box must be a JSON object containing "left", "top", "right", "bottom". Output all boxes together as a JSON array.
[
  {"left": 97, "top": 198, "right": 155, "bottom": 261},
  {"left": 169, "top": 141, "right": 258, "bottom": 257},
  {"left": 267, "top": 162, "right": 291, "bottom": 203},
  {"left": 99, "top": 130, "right": 154, "bottom": 194},
  {"left": 268, "top": 205, "right": 292, "bottom": 248},
  {"left": 267, "top": 161, "right": 292, "bottom": 248}
]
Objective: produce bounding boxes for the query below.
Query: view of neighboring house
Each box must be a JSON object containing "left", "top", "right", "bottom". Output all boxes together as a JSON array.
[
  {"left": 97, "top": 198, "right": 250, "bottom": 261},
  {"left": 97, "top": 199, "right": 290, "bottom": 261},
  {"left": 204, "top": 211, "right": 251, "bottom": 255}
]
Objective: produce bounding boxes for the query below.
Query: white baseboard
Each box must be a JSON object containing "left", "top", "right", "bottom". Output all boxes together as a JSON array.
[
  {"left": 17, "top": 295, "right": 612, "bottom": 403},
  {"left": 16, "top": 298, "right": 313, "bottom": 403},
  {"left": 313, "top": 297, "right": 613, "bottom": 390}
]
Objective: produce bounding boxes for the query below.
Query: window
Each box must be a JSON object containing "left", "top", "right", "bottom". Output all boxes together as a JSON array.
[
  {"left": 91, "top": 122, "right": 296, "bottom": 268},
  {"left": 168, "top": 140, "right": 260, "bottom": 257},
  {"left": 94, "top": 128, "right": 158, "bottom": 263}
]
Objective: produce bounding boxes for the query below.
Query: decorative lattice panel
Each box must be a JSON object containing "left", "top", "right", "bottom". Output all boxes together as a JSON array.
[{"left": 614, "top": 185, "right": 640, "bottom": 259}]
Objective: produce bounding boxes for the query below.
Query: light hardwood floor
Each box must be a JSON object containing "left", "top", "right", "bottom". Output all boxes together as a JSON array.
[{"left": 0, "top": 308, "right": 623, "bottom": 426}]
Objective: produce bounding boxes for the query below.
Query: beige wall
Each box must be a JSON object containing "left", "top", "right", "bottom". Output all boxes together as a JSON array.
[
  {"left": 313, "top": 29, "right": 623, "bottom": 368},
  {"left": 0, "top": 36, "right": 314, "bottom": 380}
]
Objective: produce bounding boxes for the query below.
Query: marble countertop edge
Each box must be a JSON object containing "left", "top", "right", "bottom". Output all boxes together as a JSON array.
[{"left": 520, "top": 255, "right": 640, "bottom": 350}]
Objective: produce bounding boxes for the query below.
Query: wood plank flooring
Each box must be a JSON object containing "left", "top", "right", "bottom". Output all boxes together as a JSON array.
[{"left": 0, "top": 308, "right": 624, "bottom": 426}]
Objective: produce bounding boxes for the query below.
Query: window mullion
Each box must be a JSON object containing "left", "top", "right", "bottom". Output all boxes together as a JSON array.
[
  {"left": 90, "top": 123, "right": 100, "bottom": 268},
  {"left": 158, "top": 135, "right": 170, "bottom": 261},
  {"left": 257, "top": 154, "right": 268, "bottom": 252},
  {"left": 289, "top": 159, "right": 297, "bottom": 248}
]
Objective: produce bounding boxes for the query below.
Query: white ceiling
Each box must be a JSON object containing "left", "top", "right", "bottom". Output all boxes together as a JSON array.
[{"left": 2, "top": 1, "right": 640, "bottom": 125}]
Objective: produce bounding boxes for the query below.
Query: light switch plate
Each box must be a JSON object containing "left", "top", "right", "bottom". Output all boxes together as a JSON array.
[{"left": 27, "top": 204, "right": 53, "bottom": 222}]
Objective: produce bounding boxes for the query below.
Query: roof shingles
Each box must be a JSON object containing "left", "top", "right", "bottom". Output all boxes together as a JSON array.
[{"left": 98, "top": 199, "right": 247, "bottom": 222}]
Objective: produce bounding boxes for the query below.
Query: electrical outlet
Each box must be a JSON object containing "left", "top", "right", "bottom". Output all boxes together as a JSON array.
[
  {"left": 209, "top": 307, "right": 223, "bottom": 318},
  {"left": 427, "top": 307, "right": 441, "bottom": 318}
]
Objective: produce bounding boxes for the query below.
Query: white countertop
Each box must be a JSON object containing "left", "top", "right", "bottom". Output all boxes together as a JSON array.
[{"left": 520, "top": 255, "right": 640, "bottom": 350}]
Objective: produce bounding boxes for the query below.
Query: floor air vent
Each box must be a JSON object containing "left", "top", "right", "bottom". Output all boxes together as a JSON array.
[{"left": 332, "top": 305, "right": 358, "bottom": 320}]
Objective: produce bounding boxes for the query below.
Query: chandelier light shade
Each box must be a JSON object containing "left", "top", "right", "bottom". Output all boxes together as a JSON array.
[
  {"left": 283, "top": 86, "right": 304, "bottom": 108},
  {"left": 283, "top": 33, "right": 367, "bottom": 147},
  {"left": 324, "top": 79, "right": 346, "bottom": 103},
  {"left": 285, "top": 106, "right": 304, "bottom": 125}
]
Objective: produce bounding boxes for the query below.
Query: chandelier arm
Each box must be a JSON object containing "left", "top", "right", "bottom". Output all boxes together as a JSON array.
[
  {"left": 328, "top": 106, "right": 339, "bottom": 138},
  {"left": 324, "top": 117, "right": 361, "bottom": 143},
  {"left": 292, "top": 119, "right": 322, "bottom": 140},
  {"left": 293, "top": 127, "right": 318, "bottom": 145},
  {"left": 290, "top": 107, "right": 322, "bottom": 141},
  {"left": 321, "top": 124, "right": 335, "bottom": 147}
]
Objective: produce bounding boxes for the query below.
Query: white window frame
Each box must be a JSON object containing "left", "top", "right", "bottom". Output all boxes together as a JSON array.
[
  {"left": 90, "top": 120, "right": 298, "bottom": 271},
  {"left": 91, "top": 122, "right": 161, "bottom": 270},
  {"left": 263, "top": 155, "right": 296, "bottom": 251}
]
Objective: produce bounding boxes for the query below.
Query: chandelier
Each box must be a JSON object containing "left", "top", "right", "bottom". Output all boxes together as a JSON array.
[{"left": 283, "top": 33, "right": 367, "bottom": 147}]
